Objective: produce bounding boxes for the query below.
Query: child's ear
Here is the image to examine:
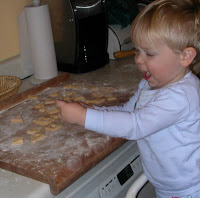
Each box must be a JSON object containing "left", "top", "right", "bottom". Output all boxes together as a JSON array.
[{"left": 181, "top": 47, "right": 197, "bottom": 67}]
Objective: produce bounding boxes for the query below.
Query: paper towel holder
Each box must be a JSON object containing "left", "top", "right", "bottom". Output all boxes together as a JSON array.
[{"left": 32, "top": 0, "right": 40, "bottom": 6}]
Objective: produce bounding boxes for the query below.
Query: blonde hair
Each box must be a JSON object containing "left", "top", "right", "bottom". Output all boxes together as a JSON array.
[{"left": 131, "top": 0, "right": 200, "bottom": 64}]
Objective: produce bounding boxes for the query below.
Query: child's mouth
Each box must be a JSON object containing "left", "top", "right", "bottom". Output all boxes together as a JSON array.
[{"left": 144, "top": 71, "right": 151, "bottom": 80}]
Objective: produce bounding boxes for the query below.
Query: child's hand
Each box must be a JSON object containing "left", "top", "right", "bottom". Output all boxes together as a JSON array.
[{"left": 55, "top": 100, "right": 86, "bottom": 127}]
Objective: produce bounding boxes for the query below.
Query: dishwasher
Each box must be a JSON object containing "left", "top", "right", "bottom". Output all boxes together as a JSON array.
[{"left": 0, "top": 141, "right": 156, "bottom": 198}]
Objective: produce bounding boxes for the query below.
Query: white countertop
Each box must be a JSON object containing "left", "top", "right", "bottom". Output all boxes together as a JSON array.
[{"left": 0, "top": 168, "right": 53, "bottom": 198}]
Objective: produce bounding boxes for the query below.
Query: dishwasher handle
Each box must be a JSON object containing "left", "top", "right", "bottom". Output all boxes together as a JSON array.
[{"left": 126, "top": 173, "right": 148, "bottom": 198}]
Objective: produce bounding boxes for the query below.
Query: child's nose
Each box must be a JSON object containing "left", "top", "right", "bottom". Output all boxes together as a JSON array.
[{"left": 134, "top": 52, "right": 144, "bottom": 65}]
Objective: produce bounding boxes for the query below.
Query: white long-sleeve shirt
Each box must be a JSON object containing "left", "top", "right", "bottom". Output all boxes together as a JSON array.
[{"left": 85, "top": 71, "right": 200, "bottom": 197}]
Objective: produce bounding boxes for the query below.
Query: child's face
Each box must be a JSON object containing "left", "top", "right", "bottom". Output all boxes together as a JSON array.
[{"left": 134, "top": 42, "right": 188, "bottom": 89}]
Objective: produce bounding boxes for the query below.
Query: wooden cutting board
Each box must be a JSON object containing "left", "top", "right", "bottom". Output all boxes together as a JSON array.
[{"left": 0, "top": 73, "right": 133, "bottom": 195}]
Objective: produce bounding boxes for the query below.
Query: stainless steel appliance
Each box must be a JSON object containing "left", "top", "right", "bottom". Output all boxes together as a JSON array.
[{"left": 0, "top": 141, "right": 156, "bottom": 198}]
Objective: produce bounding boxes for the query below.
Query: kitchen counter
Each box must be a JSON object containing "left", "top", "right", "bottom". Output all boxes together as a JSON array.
[
  {"left": 18, "top": 57, "right": 142, "bottom": 94},
  {"left": 0, "top": 57, "right": 142, "bottom": 197},
  {"left": 70, "top": 58, "right": 142, "bottom": 89}
]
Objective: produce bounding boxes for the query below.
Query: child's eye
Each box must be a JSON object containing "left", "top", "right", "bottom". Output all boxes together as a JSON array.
[
  {"left": 146, "top": 53, "right": 154, "bottom": 57},
  {"left": 146, "top": 52, "right": 154, "bottom": 57}
]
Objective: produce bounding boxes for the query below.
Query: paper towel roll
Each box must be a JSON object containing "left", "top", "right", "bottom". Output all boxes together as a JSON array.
[
  {"left": 18, "top": 10, "right": 34, "bottom": 78},
  {"left": 24, "top": 4, "right": 58, "bottom": 80}
]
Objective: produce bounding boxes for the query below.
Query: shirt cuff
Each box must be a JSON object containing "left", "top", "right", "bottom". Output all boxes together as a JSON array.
[{"left": 85, "top": 108, "right": 103, "bottom": 132}]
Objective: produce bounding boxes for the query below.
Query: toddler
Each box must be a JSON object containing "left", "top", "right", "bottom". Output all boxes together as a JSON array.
[{"left": 56, "top": 0, "right": 200, "bottom": 197}]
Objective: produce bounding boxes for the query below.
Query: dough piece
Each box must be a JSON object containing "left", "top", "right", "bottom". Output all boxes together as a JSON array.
[
  {"left": 45, "top": 105, "right": 59, "bottom": 115},
  {"left": 33, "top": 117, "right": 54, "bottom": 125},
  {"left": 102, "top": 87, "right": 113, "bottom": 93},
  {"left": 73, "top": 84, "right": 81, "bottom": 89},
  {"left": 50, "top": 114, "right": 59, "bottom": 120},
  {"left": 107, "top": 96, "right": 117, "bottom": 101},
  {"left": 91, "top": 92, "right": 104, "bottom": 98},
  {"left": 62, "top": 96, "right": 71, "bottom": 101},
  {"left": 88, "top": 86, "right": 99, "bottom": 91},
  {"left": 73, "top": 96, "right": 85, "bottom": 102},
  {"left": 63, "top": 84, "right": 73, "bottom": 89},
  {"left": 85, "top": 98, "right": 106, "bottom": 105},
  {"left": 34, "top": 103, "right": 44, "bottom": 109},
  {"left": 26, "top": 128, "right": 40, "bottom": 135},
  {"left": 11, "top": 116, "right": 23, "bottom": 123},
  {"left": 28, "top": 94, "right": 39, "bottom": 100},
  {"left": 45, "top": 99, "right": 55, "bottom": 105},
  {"left": 45, "top": 123, "right": 61, "bottom": 131},
  {"left": 65, "top": 92, "right": 75, "bottom": 96},
  {"left": 12, "top": 137, "right": 23, "bottom": 145},
  {"left": 38, "top": 108, "right": 45, "bottom": 113},
  {"left": 49, "top": 91, "right": 60, "bottom": 97},
  {"left": 31, "top": 133, "right": 45, "bottom": 143}
]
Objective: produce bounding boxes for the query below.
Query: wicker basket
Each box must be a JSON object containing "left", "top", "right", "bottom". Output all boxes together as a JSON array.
[{"left": 0, "top": 76, "right": 21, "bottom": 102}]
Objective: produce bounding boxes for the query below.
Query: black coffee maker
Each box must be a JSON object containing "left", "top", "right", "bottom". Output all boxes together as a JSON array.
[{"left": 54, "top": 0, "right": 109, "bottom": 73}]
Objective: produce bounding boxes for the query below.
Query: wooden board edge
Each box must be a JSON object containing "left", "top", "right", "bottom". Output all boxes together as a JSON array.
[{"left": 49, "top": 138, "right": 127, "bottom": 195}]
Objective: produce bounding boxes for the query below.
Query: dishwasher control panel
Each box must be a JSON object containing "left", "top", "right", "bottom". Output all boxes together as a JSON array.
[
  {"left": 54, "top": 141, "right": 147, "bottom": 198},
  {"left": 99, "top": 154, "right": 142, "bottom": 198}
]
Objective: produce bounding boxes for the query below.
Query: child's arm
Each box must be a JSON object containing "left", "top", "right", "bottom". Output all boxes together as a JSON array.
[
  {"left": 55, "top": 100, "right": 86, "bottom": 126},
  {"left": 85, "top": 87, "right": 190, "bottom": 140}
]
